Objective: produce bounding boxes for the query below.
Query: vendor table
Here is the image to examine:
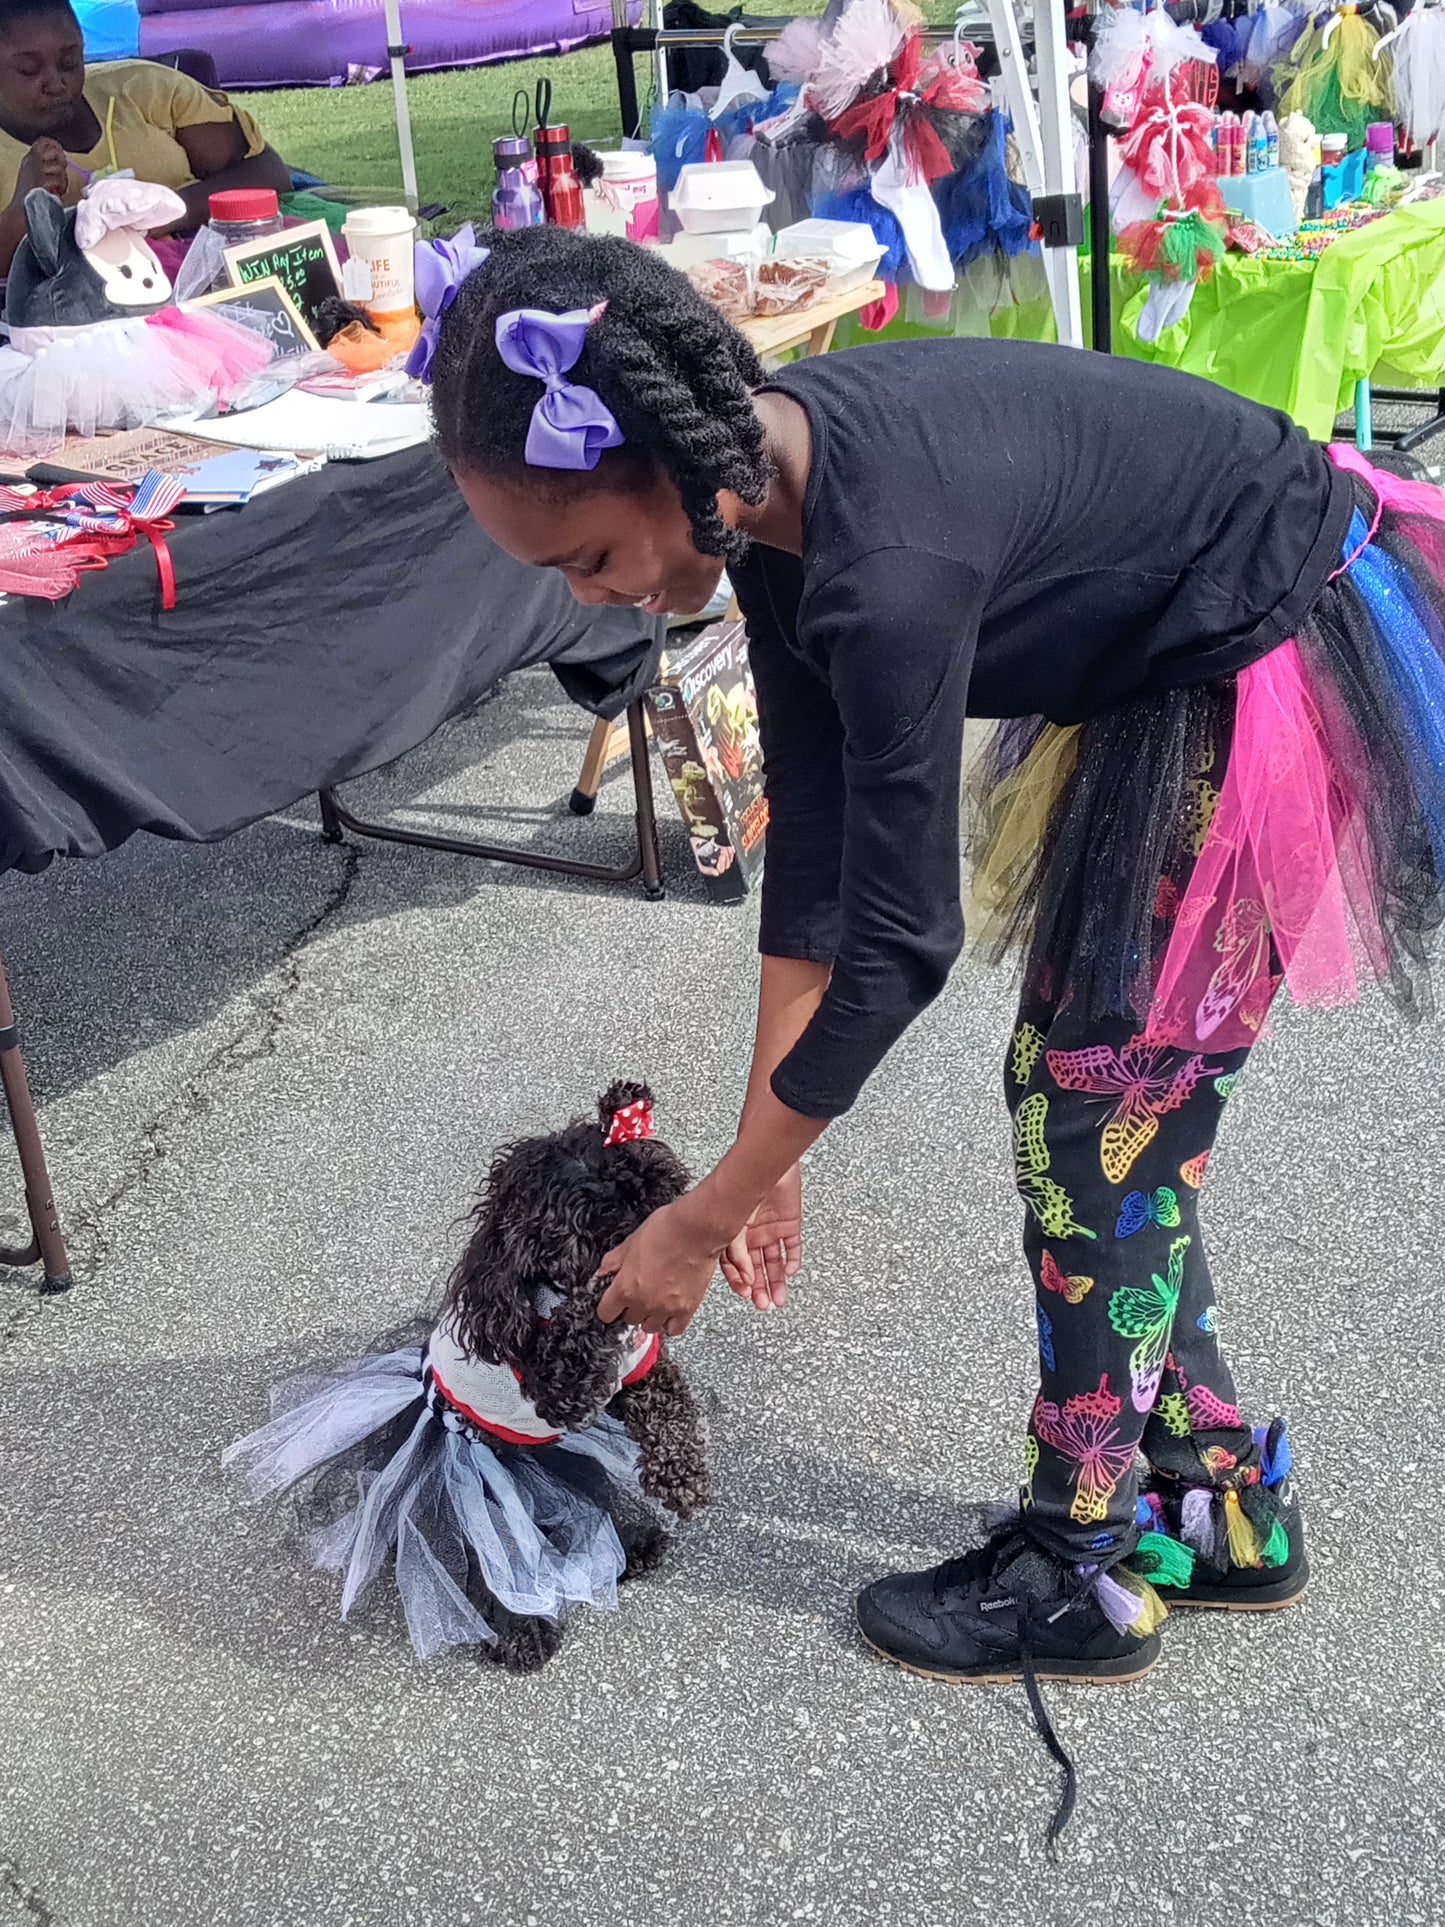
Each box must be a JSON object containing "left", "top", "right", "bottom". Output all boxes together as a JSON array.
[
  {"left": 736, "top": 279, "right": 887, "bottom": 362},
  {"left": 0, "top": 440, "right": 664, "bottom": 1293},
  {"left": 991, "top": 200, "right": 1445, "bottom": 442}
]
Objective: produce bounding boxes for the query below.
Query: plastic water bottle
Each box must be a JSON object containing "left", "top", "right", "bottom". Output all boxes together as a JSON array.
[
  {"left": 1264, "top": 113, "right": 1279, "bottom": 171},
  {"left": 1250, "top": 118, "right": 1269, "bottom": 175},
  {"left": 492, "top": 136, "right": 544, "bottom": 229}
]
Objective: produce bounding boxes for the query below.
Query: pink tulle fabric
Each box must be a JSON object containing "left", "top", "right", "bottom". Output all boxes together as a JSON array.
[
  {"left": 1141, "top": 443, "right": 1444, "bottom": 1050},
  {"left": 1145, "top": 638, "right": 1384, "bottom": 1050},
  {"left": 146, "top": 305, "right": 273, "bottom": 400},
  {"left": 1329, "top": 440, "right": 1445, "bottom": 579}
]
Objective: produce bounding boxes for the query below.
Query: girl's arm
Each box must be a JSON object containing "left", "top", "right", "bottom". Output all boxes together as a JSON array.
[{"left": 595, "top": 991, "right": 828, "bottom": 1336}]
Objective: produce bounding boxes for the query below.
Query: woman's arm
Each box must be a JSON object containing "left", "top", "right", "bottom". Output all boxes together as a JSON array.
[{"left": 168, "top": 120, "right": 292, "bottom": 230}]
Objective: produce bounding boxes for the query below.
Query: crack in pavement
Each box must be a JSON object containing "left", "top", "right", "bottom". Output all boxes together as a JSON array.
[
  {"left": 0, "top": 1858, "right": 65, "bottom": 1927},
  {"left": 59, "top": 844, "right": 363, "bottom": 1286}
]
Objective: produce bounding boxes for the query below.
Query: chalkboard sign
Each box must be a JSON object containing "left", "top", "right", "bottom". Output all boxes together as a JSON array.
[
  {"left": 222, "top": 220, "right": 343, "bottom": 333},
  {"left": 190, "top": 275, "right": 319, "bottom": 356}
]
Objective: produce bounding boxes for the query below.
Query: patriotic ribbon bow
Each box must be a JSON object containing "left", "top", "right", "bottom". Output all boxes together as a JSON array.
[
  {"left": 0, "top": 471, "right": 186, "bottom": 606},
  {"left": 826, "top": 34, "right": 984, "bottom": 183}
]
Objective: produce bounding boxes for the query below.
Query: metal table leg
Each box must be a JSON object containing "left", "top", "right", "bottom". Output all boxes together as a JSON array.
[
  {"left": 319, "top": 698, "right": 665, "bottom": 899},
  {"left": 0, "top": 953, "right": 72, "bottom": 1293}
]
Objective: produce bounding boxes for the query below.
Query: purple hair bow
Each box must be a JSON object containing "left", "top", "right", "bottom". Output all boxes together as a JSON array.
[
  {"left": 495, "top": 304, "right": 624, "bottom": 471},
  {"left": 405, "top": 223, "right": 490, "bottom": 382}
]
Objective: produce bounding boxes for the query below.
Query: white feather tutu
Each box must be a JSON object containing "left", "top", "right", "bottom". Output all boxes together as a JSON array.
[
  {"left": 223, "top": 1345, "right": 650, "bottom": 1661},
  {"left": 0, "top": 307, "right": 273, "bottom": 456}
]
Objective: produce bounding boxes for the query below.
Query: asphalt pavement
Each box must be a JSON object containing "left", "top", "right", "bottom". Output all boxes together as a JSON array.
[{"left": 0, "top": 668, "right": 1440, "bottom": 1927}]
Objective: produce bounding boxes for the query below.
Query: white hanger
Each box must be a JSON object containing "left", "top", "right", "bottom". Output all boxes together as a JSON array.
[{"left": 712, "top": 22, "right": 769, "bottom": 115}]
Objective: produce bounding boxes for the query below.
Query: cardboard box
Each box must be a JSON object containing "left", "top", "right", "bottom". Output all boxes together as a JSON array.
[{"left": 650, "top": 619, "right": 767, "bottom": 902}]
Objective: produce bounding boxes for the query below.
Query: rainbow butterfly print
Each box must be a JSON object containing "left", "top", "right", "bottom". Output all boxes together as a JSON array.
[
  {"left": 1032, "top": 1374, "right": 1134, "bottom": 1525},
  {"left": 1045, "top": 1042, "right": 1225, "bottom": 1186},
  {"left": 1115, "top": 1186, "right": 1182, "bottom": 1239},
  {"left": 1040, "top": 1249, "right": 1095, "bottom": 1304},
  {"left": 1197, "top": 1305, "right": 1218, "bottom": 1335},
  {"left": 1186, "top": 1381, "right": 1240, "bottom": 1432},
  {"left": 1179, "top": 1151, "right": 1210, "bottom": 1189},
  {"left": 1196, "top": 899, "right": 1274, "bottom": 1041},
  {"left": 1012, "top": 1021, "right": 1046, "bottom": 1086},
  {"left": 1023, "top": 1432, "right": 1040, "bottom": 1505},
  {"left": 1108, "top": 1235, "right": 1190, "bottom": 1413},
  {"left": 1013, "top": 1092, "right": 1098, "bottom": 1242},
  {"left": 1214, "top": 1072, "right": 1238, "bottom": 1101},
  {"left": 1036, "top": 1307, "right": 1056, "bottom": 1372},
  {"left": 1154, "top": 1390, "right": 1191, "bottom": 1438}
]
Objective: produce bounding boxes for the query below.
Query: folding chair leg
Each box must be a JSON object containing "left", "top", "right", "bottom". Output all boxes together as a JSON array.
[{"left": 0, "top": 953, "right": 72, "bottom": 1292}]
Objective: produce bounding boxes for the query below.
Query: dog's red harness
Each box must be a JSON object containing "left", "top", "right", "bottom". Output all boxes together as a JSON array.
[{"left": 422, "top": 1311, "right": 659, "bottom": 1446}]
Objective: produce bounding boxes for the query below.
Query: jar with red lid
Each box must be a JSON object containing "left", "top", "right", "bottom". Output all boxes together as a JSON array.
[{"left": 208, "top": 187, "right": 283, "bottom": 248}]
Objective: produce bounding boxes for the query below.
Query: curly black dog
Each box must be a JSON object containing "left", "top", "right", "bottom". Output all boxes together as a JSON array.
[{"left": 443, "top": 1080, "right": 710, "bottom": 1672}]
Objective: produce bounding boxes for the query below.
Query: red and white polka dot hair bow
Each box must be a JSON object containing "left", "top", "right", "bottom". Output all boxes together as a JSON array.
[{"left": 605, "top": 1098, "right": 655, "bottom": 1146}]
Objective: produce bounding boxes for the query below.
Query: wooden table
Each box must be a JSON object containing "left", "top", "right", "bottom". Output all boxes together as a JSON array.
[{"left": 736, "top": 279, "right": 885, "bottom": 360}]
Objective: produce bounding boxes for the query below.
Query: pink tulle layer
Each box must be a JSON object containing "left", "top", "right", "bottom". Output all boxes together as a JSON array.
[{"left": 1144, "top": 446, "right": 1445, "bottom": 1051}]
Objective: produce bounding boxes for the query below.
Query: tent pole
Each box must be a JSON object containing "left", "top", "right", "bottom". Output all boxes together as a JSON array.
[{"left": 383, "top": 0, "right": 419, "bottom": 212}]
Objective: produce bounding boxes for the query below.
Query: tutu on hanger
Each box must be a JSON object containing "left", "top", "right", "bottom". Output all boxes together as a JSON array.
[
  {"left": 933, "top": 109, "right": 1036, "bottom": 272},
  {"left": 1274, "top": 10, "right": 1394, "bottom": 149},
  {"left": 1389, "top": 3, "right": 1445, "bottom": 151}
]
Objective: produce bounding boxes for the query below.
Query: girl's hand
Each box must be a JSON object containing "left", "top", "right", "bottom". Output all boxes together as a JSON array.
[
  {"left": 721, "top": 1164, "right": 802, "bottom": 1310},
  {"left": 596, "top": 1194, "right": 733, "bottom": 1337}
]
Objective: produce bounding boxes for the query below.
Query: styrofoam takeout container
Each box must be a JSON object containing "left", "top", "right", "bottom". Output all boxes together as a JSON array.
[
  {"left": 669, "top": 160, "right": 776, "bottom": 234},
  {"left": 772, "top": 217, "right": 886, "bottom": 291}
]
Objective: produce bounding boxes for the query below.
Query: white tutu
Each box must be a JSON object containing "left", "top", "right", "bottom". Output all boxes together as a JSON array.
[
  {"left": 1394, "top": 6, "right": 1445, "bottom": 151},
  {"left": 0, "top": 307, "right": 273, "bottom": 457},
  {"left": 223, "top": 1344, "right": 651, "bottom": 1661}
]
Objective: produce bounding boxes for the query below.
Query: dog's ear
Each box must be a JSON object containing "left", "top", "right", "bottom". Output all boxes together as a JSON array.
[
  {"left": 443, "top": 1144, "right": 543, "bottom": 1364},
  {"left": 517, "top": 1273, "right": 629, "bottom": 1432}
]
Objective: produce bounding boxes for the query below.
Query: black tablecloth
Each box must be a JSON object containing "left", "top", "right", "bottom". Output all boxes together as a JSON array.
[{"left": 0, "top": 443, "right": 663, "bottom": 875}]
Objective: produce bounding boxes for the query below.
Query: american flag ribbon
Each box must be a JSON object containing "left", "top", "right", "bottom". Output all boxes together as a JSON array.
[{"left": 0, "top": 471, "right": 187, "bottom": 604}]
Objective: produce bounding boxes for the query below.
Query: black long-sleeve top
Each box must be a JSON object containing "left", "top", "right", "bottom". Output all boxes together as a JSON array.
[{"left": 728, "top": 337, "right": 1354, "bottom": 1121}]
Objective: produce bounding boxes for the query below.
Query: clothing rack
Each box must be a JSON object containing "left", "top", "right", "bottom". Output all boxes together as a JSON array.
[{"left": 608, "top": 0, "right": 1086, "bottom": 347}]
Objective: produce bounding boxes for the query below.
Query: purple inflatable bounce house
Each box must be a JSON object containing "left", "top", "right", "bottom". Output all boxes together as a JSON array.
[{"left": 138, "top": 0, "right": 643, "bottom": 90}]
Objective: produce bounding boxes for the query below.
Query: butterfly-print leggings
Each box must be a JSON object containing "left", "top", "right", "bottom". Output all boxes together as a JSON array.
[{"left": 1006, "top": 996, "right": 1260, "bottom": 1563}]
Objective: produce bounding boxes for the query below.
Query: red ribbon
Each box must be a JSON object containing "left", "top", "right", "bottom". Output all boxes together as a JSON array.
[
  {"left": 0, "top": 479, "right": 182, "bottom": 608},
  {"left": 827, "top": 34, "right": 974, "bottom": 184}
]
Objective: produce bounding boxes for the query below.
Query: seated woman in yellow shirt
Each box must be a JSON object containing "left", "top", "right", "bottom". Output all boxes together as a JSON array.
[{"left": 0, "top": 0, "right": 292, "bottom": 271}]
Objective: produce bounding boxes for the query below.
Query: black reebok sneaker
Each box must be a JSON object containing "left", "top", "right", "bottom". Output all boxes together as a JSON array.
[
  {"left": 855, "top": 1525, "right": 1162, "bottom": 1685},
  {"left": 1132, "top": 1418, "right": 1309, "bottom": 1612}
]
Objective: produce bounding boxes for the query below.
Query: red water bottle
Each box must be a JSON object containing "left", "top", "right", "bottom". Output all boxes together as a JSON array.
[
  {"left": 534, "top": 122, "right": 570, "bottom": 223},
  {"left": 545, "top": 150, "right": 585, "bottom": 229}
]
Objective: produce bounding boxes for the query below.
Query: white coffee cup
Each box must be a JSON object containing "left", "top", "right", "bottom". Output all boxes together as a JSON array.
[{"left": 341, "top": 205, "right": 417, "bottom": 315}]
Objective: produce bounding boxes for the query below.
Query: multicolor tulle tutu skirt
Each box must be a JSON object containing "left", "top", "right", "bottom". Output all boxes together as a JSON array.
[
  {"left": 968, "top": 449, "right": 1445, "bottom": 1048},
  {"left": 223, "top": 1342, "right": 651, "bottom": 1661}
]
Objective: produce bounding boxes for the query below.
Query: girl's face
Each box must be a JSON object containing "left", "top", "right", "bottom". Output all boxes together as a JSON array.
[{"left": 456, "top": 464, "right": 729, "bottom": 618}]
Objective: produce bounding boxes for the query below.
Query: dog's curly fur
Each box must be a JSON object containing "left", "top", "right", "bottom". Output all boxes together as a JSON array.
[{"left": 442, "top": 1080, "right": 711, "bottom": 1672}]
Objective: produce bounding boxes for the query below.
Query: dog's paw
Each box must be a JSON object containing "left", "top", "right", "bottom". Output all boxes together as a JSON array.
[
  {"left": 621, "top": 1523, "right": 669, "bottom": 1582},
  {"left": 479, "top": 1616, "right": 565, "bottom": 1674}
]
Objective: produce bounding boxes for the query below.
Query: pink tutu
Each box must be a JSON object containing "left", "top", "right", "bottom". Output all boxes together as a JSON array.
[{"left": 1145, "top": 450, "right": 1445, "bottom": 1050}]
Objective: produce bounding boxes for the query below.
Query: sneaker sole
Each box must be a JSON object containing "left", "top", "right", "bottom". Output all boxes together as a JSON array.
[
  {"left": 1167, "top": 1582, "right": 1308, "bottom": 1612},
  {"left": 859, "top": 1629, "right": 1160, "bottom": 1685}
]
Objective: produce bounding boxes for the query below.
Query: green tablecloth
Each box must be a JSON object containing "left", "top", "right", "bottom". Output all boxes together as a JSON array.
[
  {"left": 832, "top": 200, "right": 1445, "bottom": 441},
  {"left": 993, "top": 200, "right": 1445, "bottom": 439}
]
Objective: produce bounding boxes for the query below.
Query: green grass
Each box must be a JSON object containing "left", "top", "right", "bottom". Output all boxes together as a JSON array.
[{"left": 238, "top": 2, "right": 961, "bottom": 225}]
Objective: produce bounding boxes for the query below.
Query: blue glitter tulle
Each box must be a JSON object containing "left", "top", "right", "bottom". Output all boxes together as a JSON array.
[{"left": 1348, "top": 519, "right": 1445, "bottom": 868}]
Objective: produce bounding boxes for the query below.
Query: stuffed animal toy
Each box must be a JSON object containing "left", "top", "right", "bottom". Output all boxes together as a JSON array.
[
  {"left": 224, "top": 1081, "right": 710, "bottom": 1673},
  {"left": 0, "top": 178, "right": 271, "bottom": 453}
]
